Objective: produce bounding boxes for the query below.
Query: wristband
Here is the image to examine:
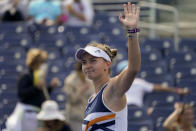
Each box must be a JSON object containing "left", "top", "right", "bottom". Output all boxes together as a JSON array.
[
  {"left": 127, "top": 28, "right": 140, "bottom": 33},
  {"left": 175, "top": 88, "right": 179, "bottom": 93},
  {"left": 128, "top": 34, "right": 138, "bottom": 38}
]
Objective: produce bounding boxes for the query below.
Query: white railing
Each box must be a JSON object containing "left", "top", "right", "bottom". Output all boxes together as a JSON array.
[{"left": 138, "top": 1, "right": 180, "bottom": 51}]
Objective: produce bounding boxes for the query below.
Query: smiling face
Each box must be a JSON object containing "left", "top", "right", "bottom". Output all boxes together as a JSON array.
[{"left": 81, "top": 53, "right": 110, "bottom": 80}]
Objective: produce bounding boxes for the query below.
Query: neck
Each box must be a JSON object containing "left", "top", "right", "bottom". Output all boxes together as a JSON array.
[{"left": 93, "top": 76, "right": 110, "bottom": 93}]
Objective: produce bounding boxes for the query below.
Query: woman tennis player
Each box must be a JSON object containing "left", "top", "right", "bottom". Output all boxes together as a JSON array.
[{"left": 75, "top": 2, "right": 141, "bottom": 131}]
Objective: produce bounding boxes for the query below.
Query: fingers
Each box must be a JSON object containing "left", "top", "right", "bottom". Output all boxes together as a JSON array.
[
  {"left": 123, "top": 4, "right": 128, "bottom": 17},
  {"left": 132, "top": 4, "right": 135, "bottom": 14},
  {"left": 123, "top": 2, "right": 140, "bottom": 16},
  {"left": 136, "top": 7, "right": 140, "bottom": 17},
  {"left": 119, "top": 13, "right": 122, "bottom": 20},
  {"left": 128, "top": 2, "right": 131, "bottom": 14},
  {"left": 119, "top": 13, "right": 123, "bottom": 23}
]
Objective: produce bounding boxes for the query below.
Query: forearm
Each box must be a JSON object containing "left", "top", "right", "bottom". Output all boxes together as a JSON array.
[
  {"left": 154, "top": 84, "right": 176, "bottom": 93},
  {"left": 115, "top": 34, "right": 141, "bottom": 95},
  {"left": 127, "top": 33, "right": 141, "bottom": 74}
]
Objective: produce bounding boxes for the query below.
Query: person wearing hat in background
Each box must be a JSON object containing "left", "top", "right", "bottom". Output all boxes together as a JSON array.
[
  {"left": 5, "top": 48, "right": 60, "bottom": 131},
  {"left": 36, "top": 100, "right": 72, "bottom": 131},
  {"left": 116, "top": 60, "right": 189, "bottom": 114}
]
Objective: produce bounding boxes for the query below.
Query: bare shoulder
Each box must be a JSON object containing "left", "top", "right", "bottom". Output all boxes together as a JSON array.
[{"left": 102, "top": 77, "right": 127, "bottom": 112}]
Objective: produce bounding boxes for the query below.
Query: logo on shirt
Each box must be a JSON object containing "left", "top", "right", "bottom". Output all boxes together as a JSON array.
[
  {"left": 95, "top": 50, "right": 101, "bottom": 54},
  {"left": 85, "top": 98, "right": 98, "bottom": 116}
]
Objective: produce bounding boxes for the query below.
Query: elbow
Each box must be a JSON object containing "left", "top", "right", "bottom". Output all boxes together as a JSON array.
[
  {"left": 127, "top": 68, "right": 140, "bottom": 78},
  {"left": 134, "top": 66, "right": 141, "bottom": 74},
  {"left": 132, "top": 69, "right": 140, "bottom": 76},
  {"left": 129, "top": 65, "right": 141, "bottom": 75}
]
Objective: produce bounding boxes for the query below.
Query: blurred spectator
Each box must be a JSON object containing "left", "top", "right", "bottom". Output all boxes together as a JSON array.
[
  {"left": 4, "top": 48, "right": 60, "bottom": 131},
  {"left": 116, "top": 60, "right": 189, "bottom": 107},
  {"left": 28, "top": 0, "right": 62, "bottom": 26},
  {"left": 0, "top": 0, "right": 12, "bottom": 18},
  {"left": 36, "top": 100, "right": 72, "bottom": 131},
  {"left": 62, "top": 0, "right": 94, "bottom": 26},
  {"left": 1, "top": 0, "right": 24, "bottom": 21},
  {"left": 163, "top": 102, "right": 196, "bottom": 131},
  {"left": 63, "top": 62, "right": 94, "bottom": 131},
  {"left": 16, "top": 0, "right": 30, "bottom": 20}
]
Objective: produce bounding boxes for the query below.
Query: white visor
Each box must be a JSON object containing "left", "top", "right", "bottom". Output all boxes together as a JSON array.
[{"left": 75, "top": 46, "right": 111, "bottom": 62}]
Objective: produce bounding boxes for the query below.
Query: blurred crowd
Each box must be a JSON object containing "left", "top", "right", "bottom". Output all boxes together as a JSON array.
[
  {"left": 0, "top": 0, "right": 94, "bottom": 26},
  {"left": 0, "top": 1, "right": 196, "bottom": 131}
]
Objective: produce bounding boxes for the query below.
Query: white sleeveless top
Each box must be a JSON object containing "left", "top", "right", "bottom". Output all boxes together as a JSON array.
[{"left": 82, "top": 84, "right": 128, "bottom": 131}]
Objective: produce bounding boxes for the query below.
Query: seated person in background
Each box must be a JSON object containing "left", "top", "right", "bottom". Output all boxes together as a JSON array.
[
  {"left": 0, "top": 0, "right": 13, "bottom": 18},
  {"left": 163, "top": 102, "right": 196, "bottom": 131},
  {"left": 1, "top": 0, "right": 24, "bottom": 21},
  {"left": 37, "top": 100, "right": 72, "bottom": 131},
  {"left": 28, "top": 0, "right": 62, "bottom": 26},
  {"left": 62, "top": 0, "right": 94, "bottom": 26},
  {"left": 116, "top": 60, "right": 189, "bottom": 108},
  {"left": 16, "top": 0, "right": 31, "bottom": 20},
  {"left": 63, "top": 62, "right": 94, "bottom": 131}
]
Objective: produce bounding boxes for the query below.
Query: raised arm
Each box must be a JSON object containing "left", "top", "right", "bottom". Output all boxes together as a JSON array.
[
  {"left": 163, "top": 103, "right": 183, "bottom": 131},
  {"left": 104, "top": 2, "right": 141, "bottom": 111},
  {"left": 153, "top": 84, "right": 189, "bottom": 95},
  {"left": 112, "top": 2, "right": 141, "bottom": 96}
]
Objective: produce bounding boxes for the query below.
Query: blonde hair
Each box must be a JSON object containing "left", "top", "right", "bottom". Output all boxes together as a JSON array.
[
  {"left": 87, "top": 42, "right": 118, "bottom": 62},
  {"left": 26, "top": 48, "right": 48, "bottom": 70},
  {"left": 178, "top": 103, "right": 194, "bottom": 123},
  {"left": 181, "top": 104, "right": 194, "bottom": 114}
]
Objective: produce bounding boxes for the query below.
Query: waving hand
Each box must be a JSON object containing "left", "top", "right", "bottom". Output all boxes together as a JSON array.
[{"left": 119, "top": 2, "right": 140, "bottom": 29}]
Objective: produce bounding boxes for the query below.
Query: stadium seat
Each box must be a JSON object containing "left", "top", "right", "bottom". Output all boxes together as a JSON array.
[
  {"left": 142, "top": 38, "right": 174, "bottom": 56},
  {"left": 128, "top": 106, "right": 149, "bottom": 122},
  {"left": 144, "top": 92, "right": 179, "bottom": 108},
  {"left": 141, "top": 49, "right": 163, "bottom": 63},
  {"left": 65, "top": 26, "right": 99, "bottom": 46},
  {"left": 93, "top": 13, "right": 122, "bottom": 31},
  {"left": 150, "top": 107, "right": 173, "bottom": 124},
  {"left": 50, "top": 89, "right": 66, "bottom": 110},
  {"left": 179, "top": 38, "right": 196, "bottom": 52},
  {"left": 128, "top": 120, "right": 153, "bottom": 131},
  {"left": 166, "top": 50, "right": 196, "bottom": 70},
  {"left": 183, "top": 94, "right": 196, "bottom": 105},
  {"left": 139, "top": 63, "right": 169, "bottom": 80},
  {"left": 31, "top": 34, "right": 66, "bottom": 50},
  {"left": 144, "top": 74, "right": 175, "bottom": 86},
  {"left": 0, "top": 48, "right": 26, "bottom": 61},
  {"left": 0, "top": 77, "right": 17, "bottom": 86},
  {"left": 171, "top": 64, "right": 196, "bottom": 83},
  {"left": 0, "top": 22, "right": 28, "bottom": 34}
]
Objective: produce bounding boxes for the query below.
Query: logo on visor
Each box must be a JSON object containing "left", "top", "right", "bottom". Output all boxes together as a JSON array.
[{"left": 95, "top": 50, "right": 101, "bottom": 53}]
